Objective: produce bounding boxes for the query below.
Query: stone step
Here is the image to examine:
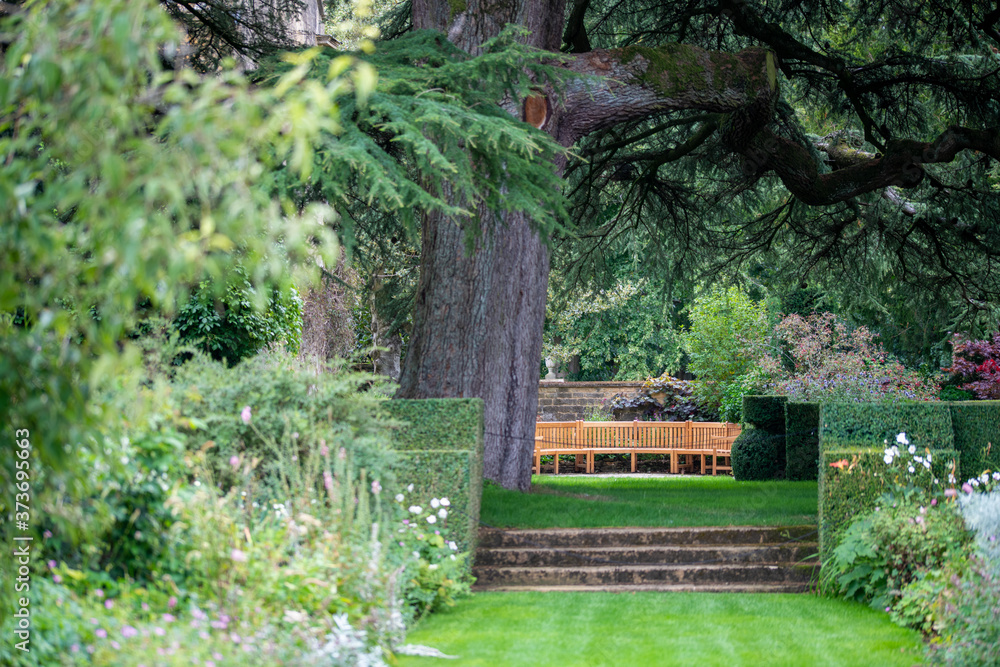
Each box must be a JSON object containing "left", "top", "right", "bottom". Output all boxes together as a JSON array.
[
  {"left": 477, "top": 525, "right": 817, "bottom": 549},
  {"left": 474, "top": 543, "right": 818, "bottom": 567},
  {"left": 472, "top": 562, "right": 819, "bottom": 589},
  {"left": 472, "top": 583, "right": 813, "bottom": 594}
]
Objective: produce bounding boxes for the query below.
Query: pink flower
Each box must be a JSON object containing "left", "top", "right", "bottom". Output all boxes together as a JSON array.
[
  {"left": 154, "top": 627, "right": 165, "bottom": 637},
  {"left": 104, "top": 600, "right": 113, "bottom": 610},
  {"left": 230, "top": 548, "right": 248, "bottom": 562},
  {"left": 122, "top": 626, "right": 138, "bottom": 638},
  {"left": 240, "top": 406, "right": 252, "bottom": 424},
  {"left": 229, "top": 455, "right": 240, "bottom": 468},
  {"left": 53, "top": 574, "right": 62, "bottom": 583},
  {"left": 945, "top": 488, "right": 958, "bottom": 498},
  {"left": 95, "top": 589, "right": 104, "bottom": 598},
  {"left": 371, "top": 480, "right": 382, "bottom": 495},
  {"left": 962, "top": 483, "right": 974, "bottom": 494},
  {"left": 320, "top": 441, "right": 329, "bottom": 457},
  {"left": 324, "top": 470, "right": 334, "bottom": 491},
  {"left": 44, "top": 530, "right": 52, "bottom": 538},
  {"left": 162, "top": 614, "right": 175, "bottom": 623},
  {"left": 167, "top": 596, "right": 177, "bottom": 609},
  {"left": 931, "top": 498, "right": 938, "bottom": 506},
  {"left": 96, "top": 628, "right": 107, "bottom": 639},
  {"left": 142, "top": 602, "right": 150, "bottom": 611}
]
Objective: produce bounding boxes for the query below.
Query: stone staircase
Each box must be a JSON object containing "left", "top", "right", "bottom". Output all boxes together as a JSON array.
[{"left": 473, "top": 525, "right": 819, "bottom": 593}]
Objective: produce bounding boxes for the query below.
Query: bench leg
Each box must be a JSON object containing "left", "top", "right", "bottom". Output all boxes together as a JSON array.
[
  {"left": 631, "top": 452, "right": 636, "bottom": 473},
  {"left": 588, "top": 451, "right": 594, "bottom": 474},
  {"left": 554, "top": 454, "right": 559, "bottom": 475}
]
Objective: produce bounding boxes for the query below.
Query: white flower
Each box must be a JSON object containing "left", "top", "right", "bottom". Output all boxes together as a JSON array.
[
  {"left": 982, "top": 473, "right": 991, "bottom": 483},
  {"left": 283, "top": 610, "right": 308, "bottom": 623},
  {"left": 412, "top": 551, "right": 420, "bottom": 559},
  {"left": 428, "top": 564, "right": 439, "bottom": 571},
  {"left": 438, "top": 509, "right": 448, "bottom": 519},
  {"left": 896, "top": 432, "right": 909, "bottom": 446},
  {"left": 908, "top": 465, "right": 915, "bottom": 473},
  {"left": 395, "top": 494, "right": 405, "bottom": 503},
  {"left": 430, "top": 498, "right": 440, "bottom": 509},
  {"left": 908, "top": 445, "right": 916, "bottom": 455},
  {"left": 440, "top": 498, "right": 450, "bottom": 507},
  {"left": 426, "top": 515, "right": 437, "bottom": 524},
  {"left": 450, "top": 554, "right": 456, "bottom": 561},
  {"left": 883, "top": 454, "right": 893, "bottom": 465},
  {"left": 448, "top": 541, "right": 458, "bottom": 551},
  {"left": 923, "top": 461, "right": 931, "bottom": 469},
  {"left": 926, "top": 453, "right": 932, "bottom": 463},
  {"left": 993, "top": 472, "right": 1000, "bottom": 481},
  {"left": 408, "top": 506, "right": 422, "bottom": 514},
  {"left": 407, "top": 484, "right": 414, "bottom": 492}
]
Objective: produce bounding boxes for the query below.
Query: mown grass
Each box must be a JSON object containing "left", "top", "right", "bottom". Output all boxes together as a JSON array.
[
  {"left": 481, "top": 476, "right": 818, "bottom": 528},
  {"left": 397, "top": 591, "right": 923, "bottom": 667}
]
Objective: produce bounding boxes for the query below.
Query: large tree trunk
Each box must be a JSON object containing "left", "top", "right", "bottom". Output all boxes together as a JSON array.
[
  {"left": 396, "top": 204, "right": 549, "bottom": 490},
  {"left": 396, "top": 0, "right": 564, "bottom": 491}
]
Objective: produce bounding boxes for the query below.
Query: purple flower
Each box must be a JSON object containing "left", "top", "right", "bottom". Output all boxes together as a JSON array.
[
  {"left": 240, "top": 406, "right": 252, "bottom": 424},
  {"left": 96, "top": 628, "right": 107, "bottom": 639},
  {"left": 47, "top": 560, "right": 56, "bottom": 569},
  {"left": 122, "top": 626, "right": 138, "bottom": 638},
  {"left": 163, "top": 614, "right": 175, "bottom": 623},
  {"left": 962, "top": 483, "right": 974, "bottom": 494},
  {"left": 167, "top": 596, "right": 177, "bottom": 609},
  {"left": 53, "top": 574, "right": 62, "bottom": 583},
  {"left": 229, "top": 455, "right": 240, "bottom": 468},
  {"left": 104, "top": 600, "right": 113, "bottom": 610},
  {"left": 324, "top": 470, "right": 334, "bottom": 491},
  {"left": 43, "top": 530, "right": 52, "bottom": 539}
]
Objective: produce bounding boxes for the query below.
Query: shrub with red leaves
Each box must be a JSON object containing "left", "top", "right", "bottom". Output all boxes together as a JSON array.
[{"left": 943, "top": 333, "right": 1000, "bottom": 399}]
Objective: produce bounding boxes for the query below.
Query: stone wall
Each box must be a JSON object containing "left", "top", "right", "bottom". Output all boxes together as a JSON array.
[{"left": 536, "top": 381, "right": 643, "bottom": 422}]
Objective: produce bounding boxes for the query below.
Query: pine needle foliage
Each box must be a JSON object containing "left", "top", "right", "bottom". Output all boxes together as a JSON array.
[{"left": 256, "top": 28, "right": 572, "bottom": 246}]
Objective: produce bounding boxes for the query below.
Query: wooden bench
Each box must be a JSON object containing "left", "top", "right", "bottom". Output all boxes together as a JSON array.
[{"left": 533, "top": 420, "right": 741, "bottom": 475}]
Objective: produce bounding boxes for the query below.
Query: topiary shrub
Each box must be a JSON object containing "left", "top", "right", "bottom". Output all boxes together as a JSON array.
[
  {"left": 742, "top": 395, "right": 788, "bottom": 432},
  {"left": 949, "top": 401, "right": 1000, "bottom": 481},
  {"left": 731, "top": 427, "right": 784, "bottom": 480},
  {"left": 820, "top": 402, "right": 953, "bottom": 451},
  {"left": 785, "top": 402, "right": 820, "bottom": 481}
]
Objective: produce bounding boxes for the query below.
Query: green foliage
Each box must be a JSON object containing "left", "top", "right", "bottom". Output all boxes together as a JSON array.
[
  {"left": 742, "top": 395, "right": 788, "bottom": 432},
  {"left": 173, "top": 273, "right": 303, "bottom": 365},
  {"left": 682, "top": 286, "right": 772, "bottom": 412},
  {"left": 785, "top": 402, "right": 820, "bottom": 481},
  {"left": 819, "top": 402, "right": 954, "bottom": 451},
  {"left": 731, "top": 427, "right": 785, "bottom": 481},
  {"left": 171, "top": 351, "right": 397, "bottom": 489},
  {"left": 384, "top": 399, "right": 485, "bottom": 554},
  {"left": 822, "top": 500, "right": 971, "bottom": 611},
  {"left": 949, "top": 402, "right": 1000, "bottom": 481},
  {"left": 0, "top": 0, "right": 347, "bottom": 578},
  {"left": 543, "top": 278, "right": 684, "bottom": 381},
  {"left": 818, "top": 448, "right": 959, "bottom": 564},
  {"left": 717, "top": 370, "right": 771, "bottom": 422},
  {"left": 927, "top": 560, "right": 1000, "bottom": 666},
  {"left": 258, "top": 28, "right": 571, "bottom": 244}
]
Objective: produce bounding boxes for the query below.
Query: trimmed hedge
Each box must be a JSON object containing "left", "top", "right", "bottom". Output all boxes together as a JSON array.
[
  {"left": 949, "top": 401, "right": 1000, "bottom": 480},
  {"left": 785, "top": 402, "right": 820, "bottom": 481},
  {"left": 743, "top": 395, "right": 788, "bottom": 433},
  {"left": 819, "top": 402, "right": 953, "bottom": 451},
  {"left": 731, "top": 427, "right": 785, "bottom": 480},
  {"left": 818, "top": 448, "right": 959, "bottom": 563},
  {"left": 384, "top": 399, "right": 484, "bottom": 555}
]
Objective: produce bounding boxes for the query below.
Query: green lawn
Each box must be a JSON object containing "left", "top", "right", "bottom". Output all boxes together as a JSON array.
[
  {"left": 481, "top": 476, "right": 818, "bottom": 528},
  {"left": 397, "top": 592, "right": 924, "bottom": 666}
]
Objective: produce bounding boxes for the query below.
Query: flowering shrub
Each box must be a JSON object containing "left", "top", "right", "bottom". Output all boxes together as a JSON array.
[
  {"left": 823, "top": 430, "right": 1000, "bottom": 667},
  {"left": 761, "top": 313, "right": 939, "bottom": 402},
  {"left": 607, "top": 374, "right": 715, "bottom": 421},
  {"left": 942, "top": 331, "right": 1000, "bottom": 399}
]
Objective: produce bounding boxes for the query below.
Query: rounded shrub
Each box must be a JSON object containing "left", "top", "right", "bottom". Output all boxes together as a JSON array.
[{"left": 731, "top": 427, "right": 784, "bottom": 480}]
